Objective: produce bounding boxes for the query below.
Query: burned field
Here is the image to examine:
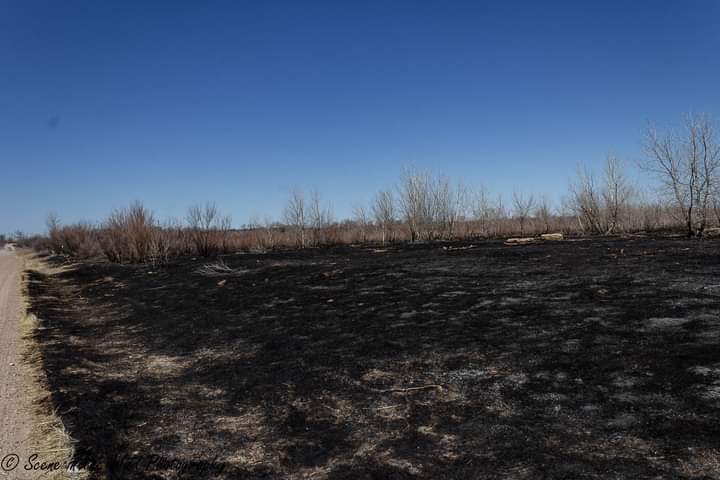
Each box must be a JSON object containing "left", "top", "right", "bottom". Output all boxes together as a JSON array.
[{"left": 26, "top": 236, "right": 720, "bottom": 479}]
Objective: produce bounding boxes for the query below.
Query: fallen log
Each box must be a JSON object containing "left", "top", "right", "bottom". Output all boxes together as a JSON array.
[
  {"left": 504, "top": 237, "right": 537, "bottom": 246},
  {"left": 540, "top": 233, "right": 564, "bottom": 241}
]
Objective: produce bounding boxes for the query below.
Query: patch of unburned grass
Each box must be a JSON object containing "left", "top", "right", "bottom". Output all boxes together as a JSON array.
[{"left": 20, "top": 253, "right": 85, "bottom": 480}]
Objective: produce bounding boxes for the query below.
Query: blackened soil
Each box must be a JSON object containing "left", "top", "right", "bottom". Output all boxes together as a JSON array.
[{"left": 26, "top": 236, "right": 720, "bottom": 479}]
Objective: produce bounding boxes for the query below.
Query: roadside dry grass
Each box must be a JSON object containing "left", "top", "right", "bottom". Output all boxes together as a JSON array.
[{"left": 19, "top": 252, "right": 86, "bottom": 480}]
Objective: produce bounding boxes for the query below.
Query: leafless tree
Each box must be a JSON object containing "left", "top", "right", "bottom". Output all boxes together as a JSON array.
[
  {"left": 372, "top": 189, "right": 395, "bottom": 245},
  {"left": 308, "top": 189, "right": 333, "bottom": 245},
  {"left": 45, "top": 212, "right": 60, "bottom": 234},
  {"left": 434, "top": 176, "right": 468, "bottom": 239},
  {"left": 284, "top": 189, "right": 307, "bottom": 247},
  {"left": 352, "top": 203, "right": 370, "bottom": 243},
  {"left": 569, "top": 166, "right": 604, "bottom": 234},
  {"left": 471, "top": 185, "right": 495, "bottom": 238},
  {"left": 569, "top": 156, "right": 633, "bottom": 234},
  {"left": 643, "top": 114, "right": 720, "bottom": 236},
  {"left": 45, "top": 212, "right": 62, "bottom": 252},
  {"left": 602, "top": 156, "right": 633, "bottom": 233},
  {"left": 495, "top": 194, "right": 507, "bottom": 218},
  {"left": 512, "top": 191, "right": 535, "bottom": 236},
  {"left": 398, "top": 167, "right": 435, "bottom": 241},
  {"left": 535, "top": 195, "right": 552, "bottom": 234}
]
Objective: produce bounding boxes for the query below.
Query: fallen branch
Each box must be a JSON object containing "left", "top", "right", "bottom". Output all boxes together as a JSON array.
[
  {"left": 442, "top": 245, "right": 476, "bottom": 251},
  {"left": 380, "top": 384, "right": 444, "bottom": 394}
]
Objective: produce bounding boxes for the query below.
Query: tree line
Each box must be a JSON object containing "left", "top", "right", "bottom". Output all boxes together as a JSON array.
[{"left": 12, "top": 113, "right": 720, "bottom": 264}]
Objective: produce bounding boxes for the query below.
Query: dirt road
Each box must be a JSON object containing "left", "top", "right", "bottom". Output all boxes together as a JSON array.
[{"left": 0, "top": 247, "right": 33, "bottom": 478}]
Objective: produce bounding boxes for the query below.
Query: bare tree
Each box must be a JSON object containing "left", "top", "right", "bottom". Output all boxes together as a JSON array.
[
  {"left": 569, "top": 166, "right": 604, "bottom": 234},
  {"left": 569, "top": 156, "right": 633, "bottom": 234},
  {"left": 643, "top": 114, "right": 720, "bottom": 236},
  {"left": 372, "top": 189, "right": 395, "bottom": 245},
  {"left": 534, "top": 195, "right": 552, "bottom": 234},
  {"left": 352, "top": 203, "right": 370, "bottom": 243},
  {"left": 512, "top": 191, "right": 535, "bottom": 236},
  {"left": 398, "top": 167, "right": 435, "bottom": 241},
  {"left": 471, "top": 185, "right": 495, "bottom": 238},
  {"left": 45, "top": 212, "right": 62, "bottom": 252},
  {"left": 284, "top": 189, "right": 307, "bottom": 247},
  {"left": 308, "top": 189, "right": 333, "bottom": 245},
  {"left": 434, "top": 176, "right": 468, "bottom": 239},
  {"left": 602, "top": 156, "right": 633, "bottom": 233}
]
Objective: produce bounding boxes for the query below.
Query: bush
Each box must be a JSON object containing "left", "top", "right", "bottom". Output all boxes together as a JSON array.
[
  {"left": 57, "top": 223, "right": 101, "bottom": 259},
  {"left": 99, "top": 202, "right": 156, "bottom": 263},
  {"left": 186, "top": 203, "right": 231, "bottom": 257}
]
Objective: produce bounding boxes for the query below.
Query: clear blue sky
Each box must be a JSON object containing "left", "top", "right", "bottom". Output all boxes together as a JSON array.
[{"left": 2, "top": 0, "right": 719, "bottom": 234}]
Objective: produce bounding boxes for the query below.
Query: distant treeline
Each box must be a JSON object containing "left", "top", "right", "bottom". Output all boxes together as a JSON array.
[{"left": 11, "top": 113, "right": 720, "bottom": 264}]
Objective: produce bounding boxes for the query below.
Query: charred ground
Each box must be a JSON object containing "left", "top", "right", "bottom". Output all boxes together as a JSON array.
[{"left": 26, "top": 236, "right": 720, "bottom": 479}]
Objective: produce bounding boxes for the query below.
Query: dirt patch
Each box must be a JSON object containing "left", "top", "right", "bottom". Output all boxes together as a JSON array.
[{"left": 25, "top": 237, "right": 720, "bottom": 479}]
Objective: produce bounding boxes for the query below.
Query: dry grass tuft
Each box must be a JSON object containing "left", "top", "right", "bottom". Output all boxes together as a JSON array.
[
  {"left": 195, "top": 258, "right": 248, "bottom": 277},
  {"left": 20, "top": 253, "right": 86, "bottom": 480}
]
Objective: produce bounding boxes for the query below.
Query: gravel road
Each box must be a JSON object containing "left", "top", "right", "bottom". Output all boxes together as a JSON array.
[{"left": 0, "top": 247, "right": 33, "bottom": 478}]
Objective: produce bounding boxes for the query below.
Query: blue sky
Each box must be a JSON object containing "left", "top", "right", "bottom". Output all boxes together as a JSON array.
[{"left": 2, "top": 1, "right": 719, "bottom": 234}]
